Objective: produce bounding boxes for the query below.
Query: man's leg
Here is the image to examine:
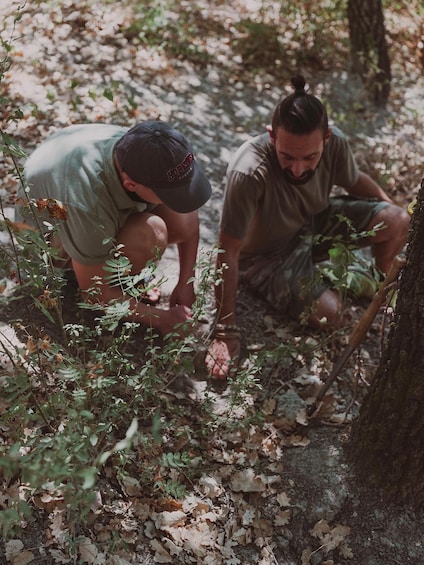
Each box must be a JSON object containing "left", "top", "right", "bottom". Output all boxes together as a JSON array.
[
  {"left": 310, "top": 288, "right": 342, "bottom": 329},
  {"left": 314, "top": 196, "right": 409, "bottom": 275},
  {"left": 116, "top": 212, "right": 168, "bottom": 303},
  {"left": 117, "top": 212, "right": 168, "bottom": 272},
  {"left": 240, "top": 231, "right": 343, "bottom": 329},
  {"left": 366, "top": 204, "right": 409, "bottom": 274}
]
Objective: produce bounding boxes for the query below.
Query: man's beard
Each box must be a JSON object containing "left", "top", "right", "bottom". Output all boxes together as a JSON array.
[
  {"left": 282, "top": 167, "right": 316, "bottom": 185},
  {"left": 281, "top": 144, "right": 326, "bottom": 185}
]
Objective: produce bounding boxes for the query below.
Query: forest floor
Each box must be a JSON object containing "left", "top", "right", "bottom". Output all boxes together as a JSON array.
[{"left": 1, "top": 1, "right": 424, "bottom": 564}]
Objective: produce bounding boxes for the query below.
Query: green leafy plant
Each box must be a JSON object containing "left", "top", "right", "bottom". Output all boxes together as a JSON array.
[{"left": 309, "top": 214, "right": 384, "bottom": 301}]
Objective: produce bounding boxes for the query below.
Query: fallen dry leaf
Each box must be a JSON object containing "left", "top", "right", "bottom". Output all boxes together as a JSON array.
[
  {"left": 276, "top": 491, "right": 291, "bottom": 507},
  {"left": 230, "top": 468, "right": 267, "bottom": 492},
  {"left": 5, "top": 540, "right": 23, "bottom": 560},
  {"left": 154, "top": 509, "right": 187, "bottom": 529},
  {"left": 78, "top": 537, "right": 105, "bottom": 564},
  {"left": 11, "top": 550, "right": 35, "bottom": 565},
  {"left": 273, "top": 509, "right": 291, "bottom": 526}
]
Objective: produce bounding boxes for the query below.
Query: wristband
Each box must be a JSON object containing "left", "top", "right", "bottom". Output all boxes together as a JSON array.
[{"left": 213, "top": 323, "right": 241, "bottom": 339}]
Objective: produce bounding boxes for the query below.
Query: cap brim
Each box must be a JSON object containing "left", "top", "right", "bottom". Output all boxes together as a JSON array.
[{"left": 152, "top": 160, "right": 212, "bottom": 213}]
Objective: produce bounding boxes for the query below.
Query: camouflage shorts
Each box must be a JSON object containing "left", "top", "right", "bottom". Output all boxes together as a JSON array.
[{"left": 239, "top": 195, "right": 388, "bottom": 318}]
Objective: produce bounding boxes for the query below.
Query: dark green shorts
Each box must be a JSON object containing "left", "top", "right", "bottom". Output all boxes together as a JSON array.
[{"left": 239, "top": 196, "right": 388, "bottom": 318}]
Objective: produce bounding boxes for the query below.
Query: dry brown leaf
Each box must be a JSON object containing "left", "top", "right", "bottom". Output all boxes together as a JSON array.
[
  {"left": 154, "top": 509, "right": 187, "bottom": 529},
  {"left": 260, "top": 436, "right": 283, "bottom": 461},
  {"left": 182, "top": 494, "right": 211, "bottom": 514},
  {"left": 5, "top": 539, "right": 23, "bottom": 558},
  {"left": 47, "top": 548, "right": 72, "bottom": 563},
  {"left": 198, "top": 475, "right": 223, "bottom": 498},
  {"left": 281, "top": 434, "right": 310, "bottom": 447},
  {"left": 230, "top": 468, "right": 267, "bottom": 492},
  {"left": 156, "top": 498, "right": 183, "bottom": 512},
  {"left": 108, "top": 557, "right": 134, "bottom": 565},
  {"left": 161, "top": 538, "right": 183, "bottom": 559},
  {"left": 301, "top": 547, "right": 313, "bottom": 565},
  {"left": 339, "top": 541, "right": 354, "bottom": 559},
  {"left": 232, "top": 526, "right": 252, "bottom": 545},
  {"left": 262, "top": 397, "right": 276, "bottom": 415},
  {"left": 32, "top": 492, "right": 65, "bottom": 513},
  {"left": 252, "top": 516, "right": 273, "bottom": 538},
  {"left": 11, "top": 550, "right": 35, "bottom": 565},
  {"left": 310, "top": 518, "right": 332, "bottom": 538},
  {"left": 150, "top": 538, "right": 173, "bottom": 563},
  {"left": 296, "top": 407, "right": 308, "bottom": 426},
  {"left": 274, "top": 509, "right": 291, "bottom": 526},
  {"left": 49, "top": 510, "right": 68, "bottom": 545},
  {"left": 118, "top": 475, "right": 142, "bottom": 497},
  {"left": 78, "top": 537, "right": 104, "bottom": 564},
  {"left": 182, "top": 522, "right": 217, "bottom": 556},
  {"left": 276, "top": 491, "right": 291, "bottom": 507},
  {"left": 310, "top": 520, "right": 351, "bottom": 555}
]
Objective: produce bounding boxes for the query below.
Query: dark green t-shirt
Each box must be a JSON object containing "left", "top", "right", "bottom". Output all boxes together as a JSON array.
[{"left": 220, "top": 127, "right": 359, "bottom": 257}]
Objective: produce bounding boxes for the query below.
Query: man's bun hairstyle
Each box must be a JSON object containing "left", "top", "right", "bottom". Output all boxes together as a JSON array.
[
  {"left": 271, "top": 74, "right": 328, "bottom": 136},
  {"left": 291, "top": 74, "right": 307, "bottom": 95}
]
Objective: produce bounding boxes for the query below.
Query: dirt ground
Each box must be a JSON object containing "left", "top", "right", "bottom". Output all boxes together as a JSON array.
[{"left": 1, "top": 1, "right": 424, "bottom": 564}]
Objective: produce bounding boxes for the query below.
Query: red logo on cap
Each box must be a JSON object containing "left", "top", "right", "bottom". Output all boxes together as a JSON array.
[{"left": 167, "top": 153, "right": 194, "bottom": 182}]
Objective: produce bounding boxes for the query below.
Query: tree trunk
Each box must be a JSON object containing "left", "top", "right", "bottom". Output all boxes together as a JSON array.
[
  {"left": 347, "top": 0, "right": 391, "bottom": 104},
  {"left": 350, "top": 179, "right": 424, "bottom": 507}
]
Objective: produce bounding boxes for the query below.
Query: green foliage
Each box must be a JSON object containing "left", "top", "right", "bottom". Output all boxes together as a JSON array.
[
  {"left": 233, "top": 20, "right": 285, "bottom": 71},
  {"left": 0, "top": 202, "right": 274, "bottom": 547},
  {"left": 233, "top": 0, "right": 347, "bottom": 73},
  {"left": 120, "top": 0, "right": 212, "bottom": 64},
  {"left": 1, "top": 2, "right": 400, "bottom": 556},
  {"left": 309, "top": 215, "right": 383, "bottom": 302}
]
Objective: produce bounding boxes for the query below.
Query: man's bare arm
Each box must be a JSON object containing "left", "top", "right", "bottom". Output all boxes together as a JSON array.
[
  {"left": 206, "top": 231, "right": 244, "bottom": 379},
  {"left": 346, "top": 171, "right": 393, "bottom": 203}
]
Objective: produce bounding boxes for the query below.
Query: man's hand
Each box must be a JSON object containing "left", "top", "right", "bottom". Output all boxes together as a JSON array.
[
  {"left": 155, "top": 304, "right": 194, "bottom": 337},
  {"left": 206, "top": 335, "right": 241, "bottom": 379},
  {"left": 169, "top": 281, "right": 196, "bottom": 308}
]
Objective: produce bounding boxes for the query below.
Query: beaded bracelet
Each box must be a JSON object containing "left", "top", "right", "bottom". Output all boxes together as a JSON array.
[{"left": 213, "top": 323, "right": 241, "bottom": 340}]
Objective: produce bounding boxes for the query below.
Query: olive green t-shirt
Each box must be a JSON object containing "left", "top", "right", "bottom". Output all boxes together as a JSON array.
[
  {"left": 20, "top": 124, "right": 153, "bottom": 265},
  {"left": 220, "top": 127, "right": 359, "bottom": 257}
]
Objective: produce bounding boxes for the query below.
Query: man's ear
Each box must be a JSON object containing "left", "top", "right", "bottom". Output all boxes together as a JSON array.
[
  {"left": 122, "top": 173, "right": 137, "bottom": 192},
  {"left": 266, "top": 124, "right": 275, "bottom": 143},
  {"left": 324, "top": 128, "right": 331, "bottom": 144}
]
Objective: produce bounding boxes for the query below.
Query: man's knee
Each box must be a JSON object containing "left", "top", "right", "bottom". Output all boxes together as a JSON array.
[
  {"left": 118, "top": 213, "right": 168, "bottom": 268},
  {"left": 309, "top": 288, "right": 342, "bottom": 330},
  {"left": 368, "top": 204, "right": 410, "bottom": 245},
  {"left": 144, "top": 214, "right": 168, "bottom": 252}
]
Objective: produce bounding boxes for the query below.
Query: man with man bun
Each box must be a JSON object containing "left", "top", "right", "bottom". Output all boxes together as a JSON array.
[{"left": 206, "top": 75, "right": 409, "bottom": 379}]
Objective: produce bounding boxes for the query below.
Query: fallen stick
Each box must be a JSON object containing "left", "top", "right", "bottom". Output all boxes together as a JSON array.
[{"left": 307, "top": 254, "right": 406, "bottom": 418}]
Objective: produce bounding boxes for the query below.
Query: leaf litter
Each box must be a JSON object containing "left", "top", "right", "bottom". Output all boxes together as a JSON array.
[{"left": 1, "top": 0, "right": 424, "bottom": 564}]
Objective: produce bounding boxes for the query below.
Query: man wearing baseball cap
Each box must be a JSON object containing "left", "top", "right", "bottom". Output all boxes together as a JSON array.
[{"left": 19, "top": 120, "right": 212, "bottom": 335}]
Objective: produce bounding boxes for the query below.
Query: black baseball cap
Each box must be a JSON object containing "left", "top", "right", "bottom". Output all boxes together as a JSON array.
[{"left": 115, "top": 120, "right": 212, "bottom": 213}]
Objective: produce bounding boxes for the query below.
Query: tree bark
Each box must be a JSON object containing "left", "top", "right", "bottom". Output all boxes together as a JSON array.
[
  {"left": 350, "top": 179, "right": 424, "bottom": 507},
  {"left": 347, "top": 0, "right": 391, "bottom": 104}
]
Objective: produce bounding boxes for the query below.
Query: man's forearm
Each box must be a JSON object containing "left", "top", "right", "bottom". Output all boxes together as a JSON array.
[
  {"left": 215, "top": 256, "right": 239, "bottom": 326},
  {"left": 348, "top": 171, "right": 393, "bottom": 203},
  {"left": 177, "top": 233, "right": 199, "bottom": 285}
]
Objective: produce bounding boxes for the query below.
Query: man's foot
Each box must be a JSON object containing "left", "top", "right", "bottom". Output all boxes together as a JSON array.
[{"left": 206, "top": 335, "right": 241, "bottom": 380}]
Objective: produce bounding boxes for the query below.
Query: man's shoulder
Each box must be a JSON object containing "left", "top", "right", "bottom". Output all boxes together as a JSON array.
[
  {"left": 47, "top": 123, "right": 125, "bottom": 146},
  {"left": 227, "top": 132, "right": 273, "bottom": 176},
  {"left": 328, "top": 126, "right": 349, "bottom": 147},
  {"left": 26, "top": 124, "right": 126, "bottom": 176}
]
